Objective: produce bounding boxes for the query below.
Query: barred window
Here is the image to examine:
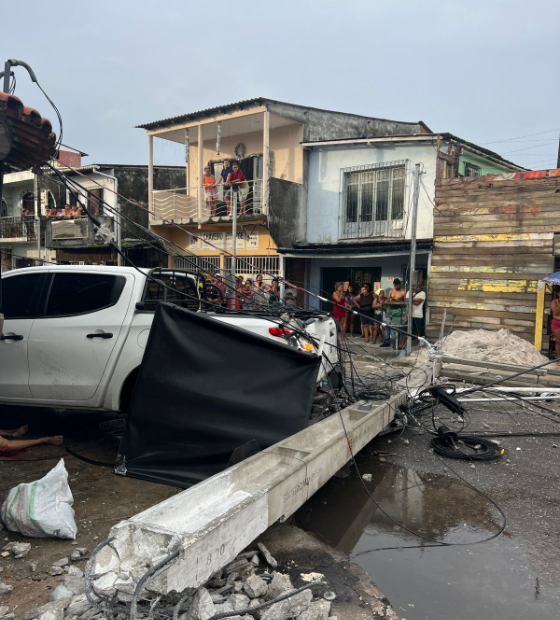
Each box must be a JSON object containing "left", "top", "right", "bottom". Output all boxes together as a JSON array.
[{"left": 342, "top": 163, "right": 406, "bottom": 239}]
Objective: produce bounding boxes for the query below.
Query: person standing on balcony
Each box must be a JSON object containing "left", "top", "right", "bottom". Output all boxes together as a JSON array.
[
  {"left": 203, "top": 166, "right": 218, "bottom": 216},
  {"left": 227, "top": 162, "right": 249, "bottom": 216},
  {"left": 218, "top": 159, "right": 233, "bottom": 215}
]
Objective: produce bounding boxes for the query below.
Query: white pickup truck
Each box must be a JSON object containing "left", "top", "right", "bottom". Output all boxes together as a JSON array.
[{"left": 0, "top": 266, "right": 339, "bottom": 413}]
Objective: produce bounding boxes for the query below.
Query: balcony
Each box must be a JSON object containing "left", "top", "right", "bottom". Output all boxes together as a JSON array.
[
  {"left": 0, "top": 216, "right": 38, "bottom": 242},
  {"left": 46, "top": 215, "right": 114, "bottom": 249},
  {"left": 151, "top": 179, "right": 266, "bottom": 225}
]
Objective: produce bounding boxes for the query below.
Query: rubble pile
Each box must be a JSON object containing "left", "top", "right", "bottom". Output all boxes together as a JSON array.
[
  {"left": 418, "top": 328, "right": 548, "bottom": 366},
  {"left": 16, "top": 543, "right": 335, "bottom": 620}
]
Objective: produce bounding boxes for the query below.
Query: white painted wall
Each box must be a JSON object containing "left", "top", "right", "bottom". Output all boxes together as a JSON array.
[
  {"left": 306, "top": 142, "right": 437, "bottom": 244},
  {"left": 66, "top": 171, "right": 117, "bottom": 214}
]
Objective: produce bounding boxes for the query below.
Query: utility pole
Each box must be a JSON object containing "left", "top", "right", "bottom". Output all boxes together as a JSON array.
[
  {"left": 557, "top": 131, "right": 560, "bottom": 169},
  {"left": 406, "top": 163, "right": 421, "bottom": 356}
]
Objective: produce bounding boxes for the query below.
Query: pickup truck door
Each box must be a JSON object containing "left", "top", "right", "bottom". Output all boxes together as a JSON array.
[
  {"left": 28, "top": 272, "right": 133, "bottom": 402},
  {"left": 0, "top": 272, "right": 47, "bottom": 399}
]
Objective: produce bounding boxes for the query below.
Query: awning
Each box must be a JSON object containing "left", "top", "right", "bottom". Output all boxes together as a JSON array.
[{"left": 543, "top": 272, "right": 560, "bottom": 285}]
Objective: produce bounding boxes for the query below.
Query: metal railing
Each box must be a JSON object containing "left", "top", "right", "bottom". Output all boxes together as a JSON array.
[
  {"left": 152, "top": 179, "right": 265, "bottom": 222},
  {"left": 0, "top": 216, "right": 37, "bottom": 241},
  {"left": 340, "top": 216, "right": 405, "bottom": 239}
]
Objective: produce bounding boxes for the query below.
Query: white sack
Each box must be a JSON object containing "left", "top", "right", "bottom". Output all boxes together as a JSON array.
[{"left": 1, "top": 459, "right": 77, "bottom": 539}]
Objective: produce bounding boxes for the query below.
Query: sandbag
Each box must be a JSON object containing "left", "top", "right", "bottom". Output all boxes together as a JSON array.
[{"left": 1, "top": 459, "right": 77, "bottom": 539}]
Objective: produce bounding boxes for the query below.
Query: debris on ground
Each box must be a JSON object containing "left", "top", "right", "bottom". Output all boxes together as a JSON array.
[
  {"left": 0, "top": 459, "right": 77, "bottom": 540},
  {"left": 417, "top": 328, "right": 548, "bottom": 366},
  {"left": 362, "top": 473, "right": 373, "bottom": 482},
  {"left": 16, "top": 544, "right": 332, "bottom": 620},
  {"left": 2, "top": 541, "right": 32, "bottom": 559}
]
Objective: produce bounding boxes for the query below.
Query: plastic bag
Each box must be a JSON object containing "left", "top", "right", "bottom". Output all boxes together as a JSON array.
[{"left": 0, "top": 459, "right": 77, "bottom": 539}]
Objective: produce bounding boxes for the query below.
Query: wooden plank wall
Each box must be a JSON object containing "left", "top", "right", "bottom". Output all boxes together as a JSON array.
[{"left": 427, "top": 171, "right": 560, "bottom": 346}]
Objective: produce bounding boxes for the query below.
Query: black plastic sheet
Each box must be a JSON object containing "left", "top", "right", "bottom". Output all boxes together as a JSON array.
[{"left": 115, "top": 303, "right": 321, "bottom": 488}]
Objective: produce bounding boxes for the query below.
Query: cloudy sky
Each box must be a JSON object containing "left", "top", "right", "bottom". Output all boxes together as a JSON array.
[{"left": 4, "top": 0, "right": 558, "bottom": 169}]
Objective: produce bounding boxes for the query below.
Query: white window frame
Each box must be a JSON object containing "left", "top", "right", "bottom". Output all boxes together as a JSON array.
[{"left": 339, "top": 160, "right": 408, "bottom": 240}]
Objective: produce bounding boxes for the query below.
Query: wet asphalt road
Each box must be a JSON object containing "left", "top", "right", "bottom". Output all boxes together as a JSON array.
[{"left": 296, "top": 392, "right": 560, "bottom": 620}]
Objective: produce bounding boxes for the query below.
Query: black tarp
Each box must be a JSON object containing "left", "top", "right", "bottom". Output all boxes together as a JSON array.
[{"left": 115, "top": 303, "right": 321, "bottom": 488}]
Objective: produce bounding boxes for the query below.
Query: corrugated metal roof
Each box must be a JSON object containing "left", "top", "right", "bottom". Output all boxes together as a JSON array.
[
  {"left": 136, "top": 97, "right": 431, "bottom": 132},
  {"left": 136, "top": 97, "right": 267, "bottom": 130}
]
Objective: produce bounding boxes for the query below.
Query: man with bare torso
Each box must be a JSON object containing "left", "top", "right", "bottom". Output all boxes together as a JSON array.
[
  {"left": 380, "top": 278, "right": 406, "bottom": 347},
  {"left": 551, "top": 287, "right": 560, "bottom": 364}
]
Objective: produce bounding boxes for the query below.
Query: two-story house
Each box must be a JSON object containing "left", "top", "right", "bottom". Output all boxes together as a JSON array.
[
  {"left": 0, "top": 144, "right": 184, "bottom": 270},
  {"left": 278, "top": 133, "right": 524, "bottom": 314},
  {"left": 0, "top": 145, "right": 86, "bottom": 271},
  {"left": 138, "top": 98, "right": 430, "bottom": 280}
]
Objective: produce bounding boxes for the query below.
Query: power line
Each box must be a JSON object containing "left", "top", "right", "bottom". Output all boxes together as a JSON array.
[{"left": 482, "top": 128, "right": 560, "bottom": 145}]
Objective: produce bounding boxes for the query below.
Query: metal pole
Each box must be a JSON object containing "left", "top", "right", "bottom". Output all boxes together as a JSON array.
[
  {"left": 148, "top": 135, "right": 154, "bottom": 212},
  {"left": 34, "top": 175, "right": 40, "bottom": 264},
  {"left": 262, "top": 110, "right": 270, "bottom": 213},
  {"left": 197, "top": 124, "right": 203, "bottom": 228},
  {"left": 406, "top": 163, "right": 421, "bottom": 355},
  {"left": 231, "top": 191, "right": 237, "bottom": 284},
  {"left": 2, "top": 61, "right": 11, "bottom": 93}
]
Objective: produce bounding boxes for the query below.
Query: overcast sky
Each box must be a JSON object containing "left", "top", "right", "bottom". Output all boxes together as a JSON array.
[{"left": 4, "top": 0, "right": 558, "bottom": 169}]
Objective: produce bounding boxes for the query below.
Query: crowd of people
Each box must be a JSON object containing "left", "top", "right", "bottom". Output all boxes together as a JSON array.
[
  {"left": 203, "top": 159, "right": 251, "bottom": 217},
  {"left": 208, "top": 272, "right": 297, "bottom": 310},
  {"left": 332, "top": 278, "right": 426, "bottom": 346},
  {"left": 45, "top": 204, "right": 84, "bottom": 219}
]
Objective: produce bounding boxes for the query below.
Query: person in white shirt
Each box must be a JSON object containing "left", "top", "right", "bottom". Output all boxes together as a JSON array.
[{"left": 405, "top": 286, "right": 426, "bottom": 342}]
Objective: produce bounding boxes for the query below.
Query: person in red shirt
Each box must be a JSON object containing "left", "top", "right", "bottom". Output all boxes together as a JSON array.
[{"left": 226, "top": 162, "right": 249, "bottom": 215}]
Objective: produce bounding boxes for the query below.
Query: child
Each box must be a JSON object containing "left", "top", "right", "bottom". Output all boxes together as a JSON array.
[{"left": 203, "top": 166, "right": 218, "bottom": 216}]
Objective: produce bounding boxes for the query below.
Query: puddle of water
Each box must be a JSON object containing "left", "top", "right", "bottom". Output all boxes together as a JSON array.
[{"left": 295, "top": 453, "right": 558, "bottom": 620}]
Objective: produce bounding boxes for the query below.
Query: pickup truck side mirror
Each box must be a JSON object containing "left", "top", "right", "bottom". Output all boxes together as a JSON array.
[{"left": 135, "top": 302, "right": 146, "bottom": 311}]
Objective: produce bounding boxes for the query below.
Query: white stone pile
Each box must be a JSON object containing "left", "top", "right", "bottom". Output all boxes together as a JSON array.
[{"left": 15, "top": 543, "right": 335, "bottom": 620}]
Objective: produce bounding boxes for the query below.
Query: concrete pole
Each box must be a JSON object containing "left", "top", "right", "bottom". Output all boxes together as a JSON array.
[
  {"left": 148, "top": 135, "right": 154, "bottom": 213},
  {"left": 262, "top": 110, "right": 270, "bottom": 214},
  {"left": 406, "top": 163, "right": 421, "bottom": 356},
  {"left": 197, "top": 124, "right": 203, "bottom": 227}
]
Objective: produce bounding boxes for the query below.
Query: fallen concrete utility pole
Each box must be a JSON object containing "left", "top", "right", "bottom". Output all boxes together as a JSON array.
[{"left": 90, "top": 391, "right": 406, "bottom": 598}]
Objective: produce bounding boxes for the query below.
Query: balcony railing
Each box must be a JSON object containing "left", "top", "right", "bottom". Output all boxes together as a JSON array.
[
  {"left": 0, "top": 216, "right": 38, "bottom": 241},
  {"left": 340, "top": 216, "right": 405, "bottom": 240},
  {"left": 152, "top": 179, "right": 265, "bottom": 223}
]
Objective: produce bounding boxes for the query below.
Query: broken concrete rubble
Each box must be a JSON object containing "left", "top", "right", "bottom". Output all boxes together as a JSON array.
[
  {"left": 23, "top": 541, "right": 331, "bottom": 620},
  {"left": 2, "top": 541, "right": 31, "bottom": 559}
]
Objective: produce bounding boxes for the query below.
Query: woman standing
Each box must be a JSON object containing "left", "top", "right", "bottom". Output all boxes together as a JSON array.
[
  {"left": 372, "top": 289, "right": 385, "bottom": 345},
  {"left": 345, "top": 284, "right": 356, "bottom": 337},
  {"left": 332, "top": 282, "right": 347, "bottom": 329},
  {"left": 353, "top": 284, "right": 375, "bottom": 344}
]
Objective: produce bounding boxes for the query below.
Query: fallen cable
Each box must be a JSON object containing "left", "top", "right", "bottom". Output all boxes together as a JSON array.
[{"left": 430, "top": 426, "right": 505, "bottom": 461}]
